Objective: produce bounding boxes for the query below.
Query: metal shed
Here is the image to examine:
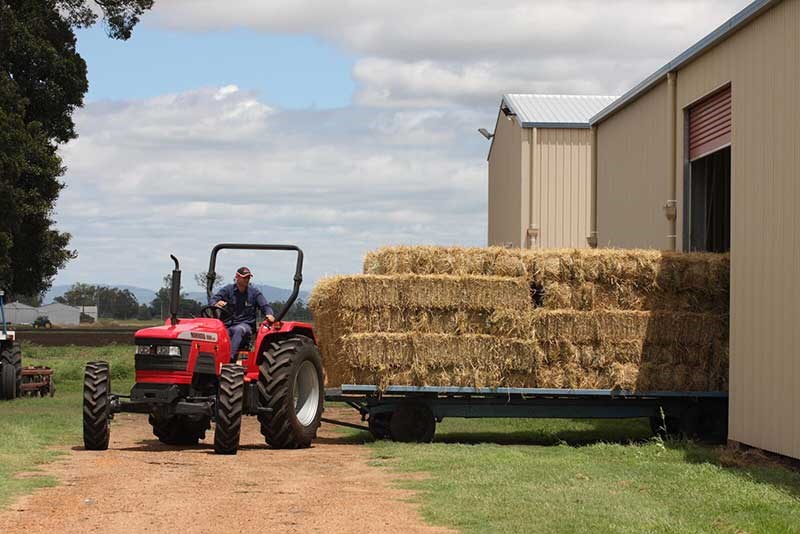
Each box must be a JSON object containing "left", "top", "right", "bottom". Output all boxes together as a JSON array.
[
  {"left": 5, "top": 302, "right": 38, "bottom": 325},
  {"left": 588, "top": 0, "right": 799, "bottom": 459},
  {"left": 486, "top": 94, "right": 616, "bottom": 249},
  {"left": 38, "top": 302, "right": 81, "bottom": 326}
]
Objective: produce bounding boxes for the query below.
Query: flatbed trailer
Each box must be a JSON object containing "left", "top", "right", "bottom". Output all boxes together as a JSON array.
[{"left": 325, "top": 385, "right": 728, "bottom": 443}]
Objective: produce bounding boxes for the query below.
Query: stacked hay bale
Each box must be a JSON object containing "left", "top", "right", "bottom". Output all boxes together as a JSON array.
[{"left": 310, "top": 246, "right": 729, "bottom": 391}]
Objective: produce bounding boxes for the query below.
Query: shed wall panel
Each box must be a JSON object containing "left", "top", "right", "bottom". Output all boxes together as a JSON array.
[
  {"left": 596, "top": 0, "right": 800, "bottom": 458},
  {"left": 531, "top": 128, "right": 592, "bottom": 248},
  {"left": 596, "top": 80, "right": 671, "bottom": 249},
  {"left": 674, "top": 0, "right": 800, "bottom": 460},
  {"left": 488, "top": 114, "right": 523, "bottom": 247}
]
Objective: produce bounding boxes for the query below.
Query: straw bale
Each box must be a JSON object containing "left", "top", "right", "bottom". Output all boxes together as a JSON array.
[
  {"left": 535, "top": 340, "right": 728, "bottom": 391},
  {"left": 488, "top": 309, "right": 727, "bottom": 345},
  {"left": 363, "top": 246, "right": 526, "bottom": 277},
  {"left": 328, "top": 333, "right": 537, "bottom": 388},
  {"left": 309, "top": 274, "right": 530, "bottom": 311},
  {"left": 539, "top": 281, "right": 728, "bottom": 313}
]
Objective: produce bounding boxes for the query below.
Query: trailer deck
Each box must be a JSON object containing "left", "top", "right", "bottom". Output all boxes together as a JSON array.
[{"left": 325, "top": 385, "right": 728, "bottom": 443}]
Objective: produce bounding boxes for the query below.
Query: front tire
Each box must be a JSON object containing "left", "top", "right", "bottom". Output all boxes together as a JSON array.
[
  {"left": 257, "top": 336, "right": 324, "bottom": 449},
  {"left": 1, "top": 342, "right": 22, "bottom": 398},
  {"left": 214, "top": 364, "right": 245, "bottom": 454},
  {"left": 83, "top": 362, "right": 111, "bottom": 450}
]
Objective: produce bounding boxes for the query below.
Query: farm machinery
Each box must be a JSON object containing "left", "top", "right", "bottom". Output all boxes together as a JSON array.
[
  {"left": 0, "top": 290, "right": 55, "bottom": 399},
  {"left": 83, "top": 244, "right": 324, "bottom": 454}
]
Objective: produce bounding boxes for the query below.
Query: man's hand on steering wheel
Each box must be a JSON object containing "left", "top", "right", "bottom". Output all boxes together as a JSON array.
[{"left": 200, "top": 304, "right": 234, "bottom": 322}]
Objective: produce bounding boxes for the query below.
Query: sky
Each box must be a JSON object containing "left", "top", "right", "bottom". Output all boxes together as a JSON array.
[{"left": 53, "top": 0, "right": 753, "bottom": 292}]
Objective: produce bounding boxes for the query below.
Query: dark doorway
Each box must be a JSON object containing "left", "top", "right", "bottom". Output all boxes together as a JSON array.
[{"left": 688, "top": 146, "right": 730, "bottom": 252}]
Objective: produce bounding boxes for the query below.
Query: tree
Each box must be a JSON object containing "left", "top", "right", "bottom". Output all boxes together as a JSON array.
[
  {"left": 150, "top": 275, "right": 203, "bottom": 320},
  {"left": 55, "top": 282, "right": 97, "bottom": 306},
  {"left": 0, "top": 1, "right": 153, "bottom": 299},
  {"left": 55, "top": 282, "right": 139, "bottom": 319},
  {"left": 269, "top": 299, "right": 312, "bottom": 322},
  {"left": 194, "top": 271, "right": 224, "bottom": 293}
]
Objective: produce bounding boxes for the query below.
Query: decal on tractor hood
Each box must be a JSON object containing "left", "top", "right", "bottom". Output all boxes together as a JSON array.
[{"left": 177, "top": 331, "right": 219, "bottom": 342}]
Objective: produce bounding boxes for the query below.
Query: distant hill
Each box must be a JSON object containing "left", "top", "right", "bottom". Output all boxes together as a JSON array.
[
  {"left": 186, "top": 284, "right": 310, "bottom": 304},
  {"left": 45, "top": 284, "right": 309, "bottom": 305}
]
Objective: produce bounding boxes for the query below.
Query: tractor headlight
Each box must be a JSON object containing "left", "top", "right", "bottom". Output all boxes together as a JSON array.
[
  {"left": 156, "top": 345, "right": 182, "bottom": 357},
  {"left": 135, "top": 344, "right": 153, "bottom": 356}
]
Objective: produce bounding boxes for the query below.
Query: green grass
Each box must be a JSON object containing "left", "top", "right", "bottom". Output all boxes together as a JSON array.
[
  {"left": 0, "top": 345, "right": 134, "bottom": 506},
  {"left": 342, "top": 418, "right": 800, "bottom": 533}
]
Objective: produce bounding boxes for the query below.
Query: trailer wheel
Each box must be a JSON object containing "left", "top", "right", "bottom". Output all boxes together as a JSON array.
[
  {"left": 680, "top": 404, "right": 727, "bottom": 444},
  {"left": 1, "top": 342, "right": 22, "bottom": 398},
  {"left": 214, "top": 364, "right": 245, "bottom": 454},
  {"left": 150, "top": 414, "right": 210, "bottom": 445},
  {"left": 257, "top": 335, "right": 324, "bottom": 449},
  {"left": 368, "top": 412, "right": 392, "bottom": 440},
  {"left": 390, "top": 401, "right": 436, "bottom": 443},
  {"left": 83, "top": 362, "right": 111, "bottom": 450}
]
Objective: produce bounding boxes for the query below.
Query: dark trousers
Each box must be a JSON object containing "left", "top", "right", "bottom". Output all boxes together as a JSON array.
[{"left": 227, "top": 322, "right": 253, "bottom": 362}]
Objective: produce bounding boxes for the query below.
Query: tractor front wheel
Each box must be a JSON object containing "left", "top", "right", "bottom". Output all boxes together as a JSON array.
[
  {"left": 83, "top": 362, "right": 111, "bottom": 450},
  {"left": 1, "top": 342, "right": 22, "bottom": 399},
  {"left": 257, "top": 336, "right": 324, "bottom": 449},
  {"left": 150, "top": 414, "right": 210, "bottom": 445},
  {"left": 214, "top": 364, "right": 245, "bottom": 454}
]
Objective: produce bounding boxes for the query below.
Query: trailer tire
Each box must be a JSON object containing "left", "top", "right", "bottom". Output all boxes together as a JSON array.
[
  {"left": 368, "top": 412, "right": 392, "bottom": 440},
  {"left": 1, "top": 342, "right": 22, "bottom": 398},
  {"left": 150, "top": 414, "right": 210, "bottom": 445},
  {"left": 680, "top": 404, "right": 727, "bottom": 444},
  {"left": 257, "top": 335, "right": 324, "bottom": 449},
  {"left": 214, "top": 364, "right": 244, "bottom": 454},
  {"left": 649, "top": 410, "right": 681, "bottom": 439},
  {"left": 390, "top": 401, "right": 436, "bottom": 443},
  {"left": 83, "top": 362, "right": 111, "bottom": 450}
]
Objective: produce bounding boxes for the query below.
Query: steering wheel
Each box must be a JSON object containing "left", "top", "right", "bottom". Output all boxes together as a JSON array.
[{"left": 199, "top": 304, "right": 233, "bottom": 322}]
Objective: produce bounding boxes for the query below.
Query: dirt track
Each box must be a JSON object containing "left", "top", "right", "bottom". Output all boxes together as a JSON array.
[{"left": 0, "top": 409, "right": 452, "bottom": 533}]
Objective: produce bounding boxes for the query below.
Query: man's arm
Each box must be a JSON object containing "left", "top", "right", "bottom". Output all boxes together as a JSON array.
[
  {"left": 254, "top": 290, "right": 275, "bottom": 319},
  {"left": 210, "top": 285, "right": 230, "bottom": 306}
]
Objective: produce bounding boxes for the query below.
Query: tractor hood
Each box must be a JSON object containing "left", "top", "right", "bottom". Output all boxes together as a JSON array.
[{"left": 135, "top": 318, "right": 226, "bottom": 343}]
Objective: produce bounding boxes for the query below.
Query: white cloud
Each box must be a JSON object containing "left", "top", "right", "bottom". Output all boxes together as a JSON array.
[
  {"left": 54, "top": 0, "right": 759, "bottom": 292},
  {"left": 144, "top": 0, "right": 755, "bottom": 106},
  {"left": 55, "top": 86, "right": 491, "bottom": 290}
]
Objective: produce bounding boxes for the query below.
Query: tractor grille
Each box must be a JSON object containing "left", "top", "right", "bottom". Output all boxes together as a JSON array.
[{"left": 134, "top": 339, "right": 191, "bottom": 372}]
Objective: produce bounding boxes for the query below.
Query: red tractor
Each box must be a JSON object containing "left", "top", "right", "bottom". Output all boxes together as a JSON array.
[{"left": 82, "top": 244, "right": 324, "bottom": 454}]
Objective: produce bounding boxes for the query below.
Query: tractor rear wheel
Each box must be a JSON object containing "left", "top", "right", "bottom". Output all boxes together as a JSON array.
[
  {"left": 1, "top": 342, "right": 22, "bottom": 398},
  {"left": 257, "top": 336, "right": 324, "bottom": 449},
  {"left": 83, "top": 362, "right": 111, "bottom": 450},
  {"left": 214, "top": 364, "right": 244, "bottom": 454},
  {"left": 150, "top": 414, "right": 210, "bottom": 445}
]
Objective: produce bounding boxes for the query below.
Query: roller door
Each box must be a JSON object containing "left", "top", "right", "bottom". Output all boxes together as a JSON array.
[{"left": 688, "top": 85, "right": 732, "bottom": 161}]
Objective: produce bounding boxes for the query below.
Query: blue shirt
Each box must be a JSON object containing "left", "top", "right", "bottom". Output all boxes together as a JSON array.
[{"left": 210, "top": 284, "right": 274, "bottom": 326}]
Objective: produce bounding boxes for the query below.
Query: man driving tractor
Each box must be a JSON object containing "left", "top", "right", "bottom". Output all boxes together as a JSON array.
[{"left": 210, "top": 266, "right": 275, "bottom": 362}]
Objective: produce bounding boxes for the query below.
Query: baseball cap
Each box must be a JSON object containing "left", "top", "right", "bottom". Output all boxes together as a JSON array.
[{"left": 236, "top": 266, "right": 253, "bottom": 278}]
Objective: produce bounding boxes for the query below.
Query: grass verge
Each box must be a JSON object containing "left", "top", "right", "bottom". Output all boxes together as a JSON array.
[
  {"left": 344, "top": 418, "right": 800, "bottom": 533},
  {"left": 0, "top": 345, "right": 133, "bottom": 507}
]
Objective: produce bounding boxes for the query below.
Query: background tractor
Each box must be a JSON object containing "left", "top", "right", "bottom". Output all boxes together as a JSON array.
[{"left": 83, "top": 244, "right": 324, "bottom": 454}]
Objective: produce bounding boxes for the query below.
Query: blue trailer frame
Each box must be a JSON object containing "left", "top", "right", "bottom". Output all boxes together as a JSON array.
[{"left": 325, "top": 385, "right": 728, "bottom": 443}]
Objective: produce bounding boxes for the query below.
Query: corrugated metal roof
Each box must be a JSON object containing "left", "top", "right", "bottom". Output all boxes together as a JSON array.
[
  {"left": 503, "top": 94, "right": 618, "bottom": 128},
  {"left": 590, "top": 0, "right": 780, "bottom": 125}
]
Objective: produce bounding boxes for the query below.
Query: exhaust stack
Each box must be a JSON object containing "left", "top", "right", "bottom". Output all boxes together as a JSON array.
[{"left": 169, "top": 255, "right": 181, "bottom": 326}]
